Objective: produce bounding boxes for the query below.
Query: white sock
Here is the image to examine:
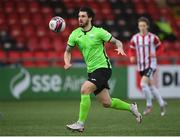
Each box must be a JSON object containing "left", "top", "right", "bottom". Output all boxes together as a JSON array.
[
  {"left": 150, "top": 86, "right": 164, "bottom": 107},
  {"left": 140, "top": 80, "right": 152, "bottom": 107},
  {"left": 77, "top": 121, "right": 84, "bottom": 125}
]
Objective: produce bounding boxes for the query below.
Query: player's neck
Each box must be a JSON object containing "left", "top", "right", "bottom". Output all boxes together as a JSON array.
[
  {"left": 140, "top": 31, "right": 148, "bottom": 36},
  {"left": 82, "top": 23, "right": 92, "bottom": 32}
]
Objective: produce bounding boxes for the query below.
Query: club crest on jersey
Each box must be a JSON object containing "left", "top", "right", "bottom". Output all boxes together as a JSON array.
[{"left": 89, "top": 34, "right": 94, "bottom": 39}]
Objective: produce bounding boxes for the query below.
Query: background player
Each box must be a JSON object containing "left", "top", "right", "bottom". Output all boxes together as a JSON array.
[
  {"left": 64, "top": 7, "right": 142, "bottom": 132},
  {"left": 129, "top": 17, "right": 167, "bottom": 116}
]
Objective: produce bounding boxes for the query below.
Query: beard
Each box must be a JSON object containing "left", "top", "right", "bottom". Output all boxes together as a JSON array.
[{"left": 79, "top": 20, "right": 89, "bottom": 28}]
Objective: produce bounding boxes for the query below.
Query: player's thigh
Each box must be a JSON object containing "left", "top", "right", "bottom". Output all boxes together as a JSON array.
[
  {"left": 141, "top": 76, "right": 150, "bottom": 83},
  {"left": 81, "top": 80, "right": 97, "bottom": 94},
  {"left": 140, "top": 76, "right": 151, "bottom": 88},
  {"left": 96, "top": 88, "right": 111, "bottom": 107},
  {"left": 149, "top": 71, "right": 157, "bottom": 86}
]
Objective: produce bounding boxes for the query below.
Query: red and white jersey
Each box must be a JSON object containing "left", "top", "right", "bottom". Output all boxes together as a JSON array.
[{"left": 129, "top": 32, "right": 161, "bottom": 71}]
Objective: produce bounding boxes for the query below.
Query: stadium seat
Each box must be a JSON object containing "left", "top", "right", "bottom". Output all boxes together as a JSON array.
[
  {"left": 16, "top": 1, "right": 27, "bottom": 14},
  {"left": 4, "top": 1, "right": 15, "bottom": 14},
  {"left": 36, "top": 26, "right": 47, "bottom": 37},
  {"left": 34, "top": 51, "right": 49, "bottom": 67},
  {"left": 47, "top": 51, "right": 64, "bottom": 66},
  {"left": 0, "top": 50, "right": 6, "bottom": 63},
  {"left": 72, "top": 49, "right": 83, "bottom": 60},
  {"left": 52, "top": 37, "right": 66, "bottom": 52},
  {"left": 8, "top": 51, "right": 21, "bottom": 64},
  {"left": 10, "top": 24, "right": 23, "bottom": 39},
  {"left": 27, "top": 36, "right": 40, "bottom": 51},
  {"left": 24, "top": 25, "right": 36, "bottom": 38},
  {"left": 40, "top": 36, "right": 52, "bottom": 51},
  {"left": 21, "top": 51, "right": 35, "bottom": 67},
  {"left": 29, "top": 1, "right": 40, "bottom": 13},
  {"left": 0, "top": 0, "right": 179, "bottom": 67}
]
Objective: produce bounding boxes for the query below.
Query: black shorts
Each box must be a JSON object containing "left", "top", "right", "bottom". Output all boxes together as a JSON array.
[
  {"left": 139, "top": 68, "right": 156, "bottom": 78},
  {"left": 88, "top": 68, "right": 112, "bottom": 96}
]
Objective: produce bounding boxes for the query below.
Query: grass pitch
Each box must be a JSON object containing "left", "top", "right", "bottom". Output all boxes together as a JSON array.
[{"left": 0, "top": 99, "right": 180, "bottom": 136}]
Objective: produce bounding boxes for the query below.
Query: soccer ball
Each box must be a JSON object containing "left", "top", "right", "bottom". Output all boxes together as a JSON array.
[{"left": 49, "top": 16, "right": 66, "bottom": 33}]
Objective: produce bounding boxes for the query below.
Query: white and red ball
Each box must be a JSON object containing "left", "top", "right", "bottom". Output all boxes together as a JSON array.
[{"left": 49, "top": 16, "right": 66, "bottom": 33}]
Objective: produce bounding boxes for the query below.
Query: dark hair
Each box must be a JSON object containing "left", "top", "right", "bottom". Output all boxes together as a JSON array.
[
  {"left": 79, "top": 6, "right": 95, "bottom": 19},
  {"left": 138, "top": 17, "right": 150, "bottom": 26}
]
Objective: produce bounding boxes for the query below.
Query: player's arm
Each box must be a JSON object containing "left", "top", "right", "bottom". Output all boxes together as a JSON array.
[
  {"left": 129, "top": 51, "right": 136, "bottom": 63},
  {"left": 154, "top": 35, "right": 163, "bottom": 56},
  {"left": 109, "top": 36, "right": 126, "bottom": 56},
  {"left": 64, "top": 45, "right": 73, "bottom": 70},
  {"left": 128, "top": 39, "right": 136, "bottom": 63}
]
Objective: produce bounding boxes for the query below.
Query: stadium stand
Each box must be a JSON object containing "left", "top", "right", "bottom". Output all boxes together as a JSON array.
[{"left": 0, "top": 0, "right": 179, "bottom": 67}]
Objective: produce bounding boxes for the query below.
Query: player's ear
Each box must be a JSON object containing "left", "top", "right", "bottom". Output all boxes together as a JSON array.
[{"left": 89, "top": 17, "right": 92, "bottom": 21}]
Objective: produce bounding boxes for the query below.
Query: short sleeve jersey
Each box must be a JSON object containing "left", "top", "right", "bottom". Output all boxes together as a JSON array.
[{"left": 67, "top": 26, "right": 112, "bottom": 73}]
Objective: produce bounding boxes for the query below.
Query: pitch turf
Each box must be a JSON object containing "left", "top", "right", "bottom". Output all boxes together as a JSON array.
[{"left": 0, "top": 99, "right": 180, "bottom": 136}]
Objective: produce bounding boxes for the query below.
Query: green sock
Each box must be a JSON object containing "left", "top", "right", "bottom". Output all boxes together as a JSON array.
[
  {"left": 110, "top": 98, "right": 131, "bottom": 111},
  {"left": 78, "top": 94, "right": 91, "bottom": 123}
]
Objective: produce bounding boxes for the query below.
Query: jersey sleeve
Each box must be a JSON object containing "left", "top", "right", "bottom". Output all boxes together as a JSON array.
[
  {"left": 128, "top": 37, "right": 136, "bottom": 57},
  {"left": 99, "top": 28, "right": 112, "bottom": 42},
  {"left": 67, "top": 32, "right": 76, "bottom": 47},
  {"left": 154, "top": 35, "right": 161, "bottom": 47},
  {"left": 129, "top": 37, "right": 136, "bottom": 49}
]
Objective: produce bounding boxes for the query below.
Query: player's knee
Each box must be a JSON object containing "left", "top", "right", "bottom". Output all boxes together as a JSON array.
[
  {"left": 81, "top": 85, "right": 92, "bottom": 94},
  {"left": 81, "top": 81, "right": 96, "bottom": 94},
  {"left": 81, "top": 87, "right": 89, "bottom": 94},
  {"left": 102, "top": 101, "right": 111, "bottom": 108},
  {"left": 140, "top": 79, "right": 148, "bottom": 89}
]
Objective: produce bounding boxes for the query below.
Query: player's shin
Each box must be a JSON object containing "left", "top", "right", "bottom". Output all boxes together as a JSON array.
[
  {"left": 150, "top": 86, "right": 165, "bottom": 107},
  {"left": 110, "top": 98, "right": 131, "bottom": 111},
  {"left": 140, "top": 80, "right": 152, "bottom": 107},
  {"left": 78, "top": 94, "right": 91, "bottom": 123}
]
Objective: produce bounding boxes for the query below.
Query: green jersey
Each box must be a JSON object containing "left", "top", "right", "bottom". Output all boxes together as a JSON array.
[{"left": 67, "top": 26, "right": 112, "bottom": 73}]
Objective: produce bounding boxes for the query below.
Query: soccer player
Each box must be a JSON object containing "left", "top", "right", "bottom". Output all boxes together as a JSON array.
[
  {"left": 64, "top": 7, "right": 142, "bottom": 132},
  {"left": 128, "top": 17, "right": 167, "bottom": 116}
]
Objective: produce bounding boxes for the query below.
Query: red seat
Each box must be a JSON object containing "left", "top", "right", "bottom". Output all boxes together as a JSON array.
[
  {"left": 52, "top": 37, "right": 65, "bottom": 52},
  {"left": 72, "top": 49, "right": 83, "bottom": 60},
  {"left": 44, "top": 14, "right": 54, "bottom": 25},
  {"left": 8, "top": 51, "right": 21, "bottom": 63},
  {"left": 41, "top": 7, "right": 53, "bottom": 15},
  {"left": 0, "top": 12, "right": 6, "bottom": 25},
  {"left": 115, "top": 58, "right": 130, "bottom": 66},
  {"left": 68, "top": 18, "right": 78, "bottom": 28},
  {"left": 27, "top": 36, "right": 39, "bottom": 51},
  {"left": 20, "top": 13, "right": 31, "bottom": 26},
  {"left": 36, "top": 26, "right": 47, "bottom": 37},
  {"left": 0, "top": 51, "right": 7, "bottom": 63},
  {"left": 31, "top": 13, "right": 43, "bottom": 26},
  {"left": 24, "top": 25, "right": 35, "bottom": 38},
  {"left": 174, "top": 41, "right": 180, "bottom": 50},
  {"left": 157, "top": 56, "right": 170, "bottom": 65},
  {"left": 16, "top": 1, "right": 28, "bottom": 13},
  {"left": 8, "top": 13, "right": 19, "bottom": 26},
  {"left": 4, "top": 1, "right": 15, "bottom": 14},
  {"left": 34, "top": 51, "right": 49, "bottom": 67},
  {"left": 29, "top": 1, "right": 40, "bottom": 13},
  {"left": 15, "top": 35, "right": 26, "bottom": 50},
  {"left": 21, "top": 51, "right": 35, "bottom": 67},
  {"left": 47, "top": 51, "right": 64, "bottom": 66},
  {"left": 10, "top": 24, "right": 23, "bottom": 38},
  {"left": 40, "top": 36, "right": 52, "bottom": 51},
  {"left": 107, "top": 49, "right": 120, "bottom": 60}
]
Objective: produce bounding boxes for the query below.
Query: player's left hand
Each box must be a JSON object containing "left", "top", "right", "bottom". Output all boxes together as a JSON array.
[
  {"left": 115, "top": 47, "right": 127, "bottom": 56},
  {"left": 64, "top": 63, "right": 72, "bottom": 70}
]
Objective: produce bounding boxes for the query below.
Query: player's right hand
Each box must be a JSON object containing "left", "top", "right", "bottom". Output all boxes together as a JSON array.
[
  {"left": 130, "top": 56, "right": 136, "bottom": 63},
  {"left": 64, "top": 63, "right": 72, "bottom": 70}
]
